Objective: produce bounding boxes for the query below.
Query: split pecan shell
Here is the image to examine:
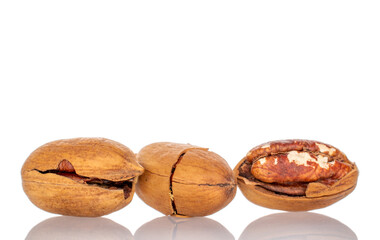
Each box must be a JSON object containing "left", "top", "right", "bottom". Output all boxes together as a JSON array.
[
  {"left": 234, "top": 139, "right": 358, "bottom": 211},
  {"left": 21, "top": 138, "right": 144, "bottom": 217}
]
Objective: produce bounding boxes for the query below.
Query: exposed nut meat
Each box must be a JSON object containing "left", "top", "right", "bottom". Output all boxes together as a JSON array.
[
  {"left": 246, "top": 139, "right": 347, "bottom": 163},
  {"left": 251, "top": 152, "right": 352, "bottom": 184}
]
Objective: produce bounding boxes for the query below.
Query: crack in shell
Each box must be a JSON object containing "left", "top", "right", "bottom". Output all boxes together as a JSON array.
[
  {"left": 34, "top": 159, "right": 134, "bottom": 199},
  {"left": 169, "top": 152, "right": 186, "bottom": 216}
]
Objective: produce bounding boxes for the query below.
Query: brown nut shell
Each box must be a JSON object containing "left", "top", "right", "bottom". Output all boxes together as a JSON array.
[
  {"left": 234, "top": 139, "right": 358, "bottom": 211},
  {"left": 21, "top": 138, "right": 144, "bottom": 217},
  {"left": 136, "top": 142, "right": 237, "bottom": 217}
]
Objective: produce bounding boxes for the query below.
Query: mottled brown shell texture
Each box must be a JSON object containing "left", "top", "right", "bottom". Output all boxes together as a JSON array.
[
  {"left": 21, "top": 138, "right": 144, "bottom": 217},
  {"left": 136, "top": 142, "right": 237, "bottom": 217},
  {"left": 234, "top": 139, "right": 358, "bottom": 211}
]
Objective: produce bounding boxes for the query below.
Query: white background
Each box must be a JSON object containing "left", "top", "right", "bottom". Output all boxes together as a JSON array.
[{"left": 1, "top": 1, "right": 379, "bottom": 239}]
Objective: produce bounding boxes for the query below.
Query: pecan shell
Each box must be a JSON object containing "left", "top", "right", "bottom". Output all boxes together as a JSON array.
[
  {"left": 136, "top": 142, "right": 237, "bottom": 217},
  {"left": 234, "top": 139, "right": 358, "bottom": 211},
  {"left": 21, "top": 138, "right": 144, "bottom": 217}
]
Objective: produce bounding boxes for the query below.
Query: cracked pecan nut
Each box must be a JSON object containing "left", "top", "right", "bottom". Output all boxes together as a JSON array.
[
  {"left": 136, "top": 142, "right": 237, "bottom": 217},
  {"left": 234, "top": 139, "right": 358, "bottom": 211},
  {"left": 21, "top": 138, "right": 144, "bottom": 217}
]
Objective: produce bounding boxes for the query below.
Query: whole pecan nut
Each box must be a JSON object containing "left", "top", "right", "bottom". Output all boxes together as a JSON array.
[{"left": 136, "top": 142, "right": 237, "bottom": 217}]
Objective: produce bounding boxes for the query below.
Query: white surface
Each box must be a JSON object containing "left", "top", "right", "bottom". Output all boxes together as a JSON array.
[{"left": 1, "top": 1, "right": 379, "bottom": 239}]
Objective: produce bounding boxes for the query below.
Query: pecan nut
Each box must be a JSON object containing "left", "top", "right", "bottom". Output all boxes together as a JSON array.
[
  {"left": 136, "top": 142, "right": 237, "bottom": 217},
  {"left": 21, "top": 138, "right": 144, "bottom": 217},
  {"left": 234, "top": 139, "right": 358, "bottom": 211}
]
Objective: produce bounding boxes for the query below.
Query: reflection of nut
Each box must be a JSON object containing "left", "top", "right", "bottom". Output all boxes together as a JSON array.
[
  {"left": 234, "top": 139, "right": 358, "bottom": 211},
  {"left": 135, "top": 216, "right": 234, "bottom": 240},
  {"left": 239, "top": 212, "right": 357, "bottom": 240},
  {"left": 26, "top": 216, "right": 134, "bottom": 240},
  {"left": 21, "top": 138, "right": 144, "bottom": 217},
  {"left": 136, "top": 142, "right": 237, "bottom": 217}
]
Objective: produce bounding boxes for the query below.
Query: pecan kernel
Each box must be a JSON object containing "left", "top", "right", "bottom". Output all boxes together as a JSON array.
[{"left": 251, "top": 151, "right": 352, "bottom": 184}]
